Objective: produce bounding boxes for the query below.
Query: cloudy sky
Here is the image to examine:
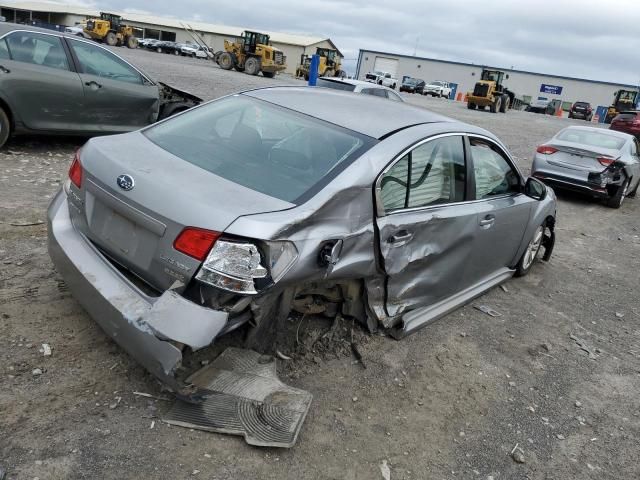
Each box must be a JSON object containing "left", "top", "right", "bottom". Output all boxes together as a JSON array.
[{"left": 8, "top": 0, "right": 640, "bottom": 84}]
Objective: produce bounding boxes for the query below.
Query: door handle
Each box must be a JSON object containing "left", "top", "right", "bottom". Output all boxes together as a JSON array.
[
  {"left": 0, "top": 65, "right": 10, "bottom": 74},
  {"left": 85, "top": 81, "right": 102, "bottom": 89},
  {"left": 479, "top": 215, "right": 495, "bottom": 228},
  {"left": 387, "top": 230, "right": 413, "bottom": 245}
]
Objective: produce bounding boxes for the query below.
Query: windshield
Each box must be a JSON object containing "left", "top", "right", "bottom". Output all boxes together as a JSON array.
[
  {"left": 316, "top": 78, "right": 356, "bottom": 91},
  {"left": 144, "top": 96, "right": 375, "bottom": 203},
  {"left": 430, "top": 81, "right": 443, "bottom": 86},
  {"left": 555, "top": 129, "right": 625, "bottom": 150},
  {"left": 403, "top": 78, "right": 417, "bottom": 85}
]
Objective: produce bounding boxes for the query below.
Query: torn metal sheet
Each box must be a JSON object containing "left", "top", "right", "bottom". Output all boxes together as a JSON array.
[
  {"left": 144, "top": 290, "right": 228, "bottom": 350},
  {"left": 164, "top": 348, "right": 312, "bottom": 448}
]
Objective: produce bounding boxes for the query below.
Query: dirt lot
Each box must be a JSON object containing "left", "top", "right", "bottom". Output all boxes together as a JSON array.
[{"left": 1, "top": 49, "right": 640, "bottom": 480}]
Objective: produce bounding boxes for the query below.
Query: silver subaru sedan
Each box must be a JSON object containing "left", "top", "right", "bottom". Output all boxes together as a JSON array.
[{"left": 48, "top": 87, "right": 557, "bottom": 395}]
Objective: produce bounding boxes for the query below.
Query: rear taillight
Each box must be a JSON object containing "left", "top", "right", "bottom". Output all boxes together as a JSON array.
[
  {"left": 174, "top": 227, "right": 221, "bottom": 261},
  {"left": 597, "top": 156, "right": 615, "bottom": 167},
  {"left": 68, "top": 151, "right": 82, "bottom": 188},
  {"left": 536, "top": 145, "right": 558, "bottom": 155}
]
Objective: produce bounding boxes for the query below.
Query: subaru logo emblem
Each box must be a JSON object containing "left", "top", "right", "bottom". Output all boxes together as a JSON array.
[{"left": 116, "top": 174, "right": 135, "bottom": 191}]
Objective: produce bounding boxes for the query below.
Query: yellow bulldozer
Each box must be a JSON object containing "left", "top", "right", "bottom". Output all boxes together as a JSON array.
[
  {"left": 605, "top": 89, "right": 639, "bottom": 123},
  {"left": 215, "top": 31, "right": 286, "bottom": 78},
  {"left": 296, "top": 48, "right": 343, "bottom": 80},
  {"left": 84, "top": 12, "right": 138, "bottom": 48},
  {"left": 466, "top": 69, "right": 515, "bottom": 113}
]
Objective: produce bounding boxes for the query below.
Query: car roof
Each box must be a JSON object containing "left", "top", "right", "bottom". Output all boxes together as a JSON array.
[
  {"left": 244, "top": 87, "right": 454, "bottom": 139},
  {"left": 560, "top": 125, "right": 632, "bottom": 140}
]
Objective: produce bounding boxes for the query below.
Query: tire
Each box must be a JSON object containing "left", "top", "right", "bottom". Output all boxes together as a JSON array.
[
  {"left": 490, "top": 96, "right": 502, "bottom": 113},
  {"left": 467, "top": 102, "right": 476, "bottom": 110},
  {"left": 126, "top": 36, "right": 137, "bottom": 49},
  {"left": 0, "top": 107, "right": 10, "bottom": 149},
  {"left": 587, "top": 114, "right": 593, "bottom": 121},
  {"left": 105, "top": 31, "right": 117, "bottom": 46},
  {"left": 217, "top": 51, "right": 234, "bottom": 70},
  {"left": 606, "top": 178, "right": 630, "bottom": 208},
  {"left": 515, "top": 225, "right": 545, "bottom": 277},
  {"left": 244, "top": 56, "right": 260, "bottom": 75},
  {"left": 262, "top": 71, "right": 275, "bottom": 78},
  {"left": 500, "top": 95, "right": 510, "bottom": 113},
  {"left": 156, "top": 47, "right": 162, "bottom": 53},
  {"left": 627, "top": 178, "right": 639, "bottom": 198}
]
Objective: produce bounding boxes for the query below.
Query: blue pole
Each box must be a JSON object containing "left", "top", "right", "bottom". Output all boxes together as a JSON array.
[{"left": 308, "top": 54, "right": 320, "bottom": 86}]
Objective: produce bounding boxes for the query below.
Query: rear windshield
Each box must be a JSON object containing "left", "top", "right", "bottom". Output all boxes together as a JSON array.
[
  {"left": 574, "top": 102, "right": 589, "bottom": 107},
  {"left": 403, "top": 79, "right": 417, "bottom": 85},
  {"left": 316, "top": 78, "right": 355, "bottom": 91},
  {"left": 144, "top": 95, "right": 375, "bottom": 203},
  {"left": 616, "top": 112, "right": 638, "bottom": 120},
  {"left": 555, "top": 129, "right": 626, "bottom": 150}
]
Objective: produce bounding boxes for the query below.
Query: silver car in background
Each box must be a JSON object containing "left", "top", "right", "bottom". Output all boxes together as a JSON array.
[
  {"left": 48, "top": 87, "right": 556, "bottom": 396},
  {"left": 531, "top": 126, "right": 640, "bottom": 208}
]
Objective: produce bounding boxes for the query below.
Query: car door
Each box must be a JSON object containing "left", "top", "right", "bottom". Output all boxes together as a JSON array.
[
  {"left": 628, "top": 138, "right": 640, "bottom": 192},
  {"left": 0, "top": 30, "right": 85, "bottom": 131},
  {"left": 464, "top": 135, "right": 534, "bottom": 285},
  {"left": 66, "top": 38, "right": 160, "bottom": 131},
  {"left": 375, "top": 133, "right": 477, "bottom": 318}
]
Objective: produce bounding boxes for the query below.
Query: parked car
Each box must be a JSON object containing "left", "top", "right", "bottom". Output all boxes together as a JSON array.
[
  {"left": 364, "top": 69, "right": 385, "bottom": 83},
  {"left": 316, "top": 78, "right": 403, "bottom": 101},
  {"left": 181, "top": 43, "right": 210, "bottom": 58},
  {"left": 48, "top": 86, "right": 556, "bottom": 404},
  {"left": 526, "top": 99, "right": 554, "bottom": 114},
  {"left": 399, "top": 77, "right": 425, "bottom": 94},
  {"left": 0, "top": 24, "right": 202, "bottom": 148},
  {"left": 423, "top": 80, "right": 452, "bottom": 98},
  {"left": 568, "top": 101, "right": 593, "bottom": 121},
  {"left": 610, "top": 111, "right": 640, "bottom": 138},
  {"left": 364, "top": 70, "right": 397, "bottom": 89},
  {"left": 64, "top": 25, "right": 86, "bottom": 37},
  {"left": 156, "top": 41, "right": 182, "bottom": 55},
  {"left": 531, "top": 126, "right": 640, "bottom": 208},
  {"left": 138, "top": 38, "right": 157, "bottom": 48}
]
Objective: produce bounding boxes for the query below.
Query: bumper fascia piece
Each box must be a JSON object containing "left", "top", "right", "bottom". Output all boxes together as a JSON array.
[{"left": 47, "top": 188, "right": 228, "bottom": 391}]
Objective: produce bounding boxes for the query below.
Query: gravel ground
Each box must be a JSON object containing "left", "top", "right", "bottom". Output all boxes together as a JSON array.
[{"left": 1, "top": 48, "right": 640, "bottom": 480}]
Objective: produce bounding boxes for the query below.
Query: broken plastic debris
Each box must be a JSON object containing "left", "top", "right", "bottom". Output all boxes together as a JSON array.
[
  {"left": 474, "top": 305, "right": 502, "bottom": 317},
  {"left": 379, "top": 460, "right": 391, "bottom": 480},
  {"left": 40, "top": 344, "right": 52, "bottom": 356}
]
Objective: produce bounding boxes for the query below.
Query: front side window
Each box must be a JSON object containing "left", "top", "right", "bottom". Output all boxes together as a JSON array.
[
  {"left": 380, "top": 135, "right": 466, "bottom": 213},
  {"left": 5, "top": 32, "right": 69, "bottom": 71},
  {"left": 144, "top": 95, "right": 375, "bottom": 204},
  {"left": 69, "top": 40, "right": 143, "bottom": 84},
  {"left": 470, "top": 138, "right": 521, "bottom": 199},
  {"left": 361, "top": 88, "right": 387, "bottom": 98}
]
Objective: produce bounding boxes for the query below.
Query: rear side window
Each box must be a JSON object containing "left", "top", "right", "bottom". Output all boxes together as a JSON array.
[
  {"left": 5, "top": 31, "right": 69, "bottom": 71},
  {"left": 316, "top": 78, "right": 355, "bottom": 92},
  {"left": 69, "top": 39, "right": 143, "bottom": 84},
  {"left": 0, "top": 39, "right": 9, "bottom": 60},
  {"left": 144, "top": 96, "right": 375, "bottom": 204},
  {"left": 380, "top": 135, "right": 466, "bottom": 212},
  {"left": 361, "top": 88, "right": 387, "bottom": 98}
]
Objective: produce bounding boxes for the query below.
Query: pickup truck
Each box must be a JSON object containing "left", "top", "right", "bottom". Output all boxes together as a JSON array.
[
  {"left": 423, "top": 80, "right": 452, "bottom": 98},
  {"left": 364, "top": 71, "right": 398, "bottom": 89}
]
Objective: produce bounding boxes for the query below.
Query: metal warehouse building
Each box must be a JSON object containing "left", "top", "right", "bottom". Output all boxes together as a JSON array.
[
  {"left": 0, "top": 1, "right": 342, "bottom": 76},
  {"left": 356, "top": 49, "right": 637, "bottom": 117}
]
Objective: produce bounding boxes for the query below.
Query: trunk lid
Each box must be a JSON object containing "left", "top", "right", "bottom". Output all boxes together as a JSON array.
[
  {"left": 70, "top": 132, "right": 293, "bottom": 291},
  {"left": 544, "top": 140, "right": 620, "bottom": 172}
]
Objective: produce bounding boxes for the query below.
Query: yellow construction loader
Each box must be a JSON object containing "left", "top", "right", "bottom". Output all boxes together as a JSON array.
[
  {"left": 84, "top": 12, "right": 138, "bottom": 48},
  {"left": 296, "top": 48, "right": 343, "bottom": 79},
  {"left": 605, "top": 89, "right": 639, "bottom": 123},
  {"left": 215, "top": 31, "right": 286, "bottom": 78},
  {"left": 466, "top": 69, "right": 515, "bottom": 113}
]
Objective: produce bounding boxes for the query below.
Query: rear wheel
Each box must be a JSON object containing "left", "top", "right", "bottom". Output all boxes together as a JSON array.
[
  {"left": 126, "top": 35, "right": 137, "bottom": 49},
  {"left": 467, "top": 102, "right": 476, "bottom": 110},
  {"left": 173, "top": 49, "right": 180, "bottom": 55},
  {"left": 217, "top": 52, "right": 234, "bottom": 70},
  {"left": 244, "top": 56, "right": 260, "bottom": 75},
  {"left": 515, "top": 225, "right": 545, "bottom": 277},
  {"left": 262, "top": 71, "right": 275, "bottom": 78},
  {"left": 490, "top": 96, "right": 502, "bottom": 113},
  {"left": 156, "top": 46, "right": 162, "bottom": 53},
  {"left": 607, "top": 178, "right": 630, "bottom": 208},
  {"left": 0, "top": 107, "right": 10, "bottom": 149},
  {"left": 105, "top": 31, "right": 117, "bottom": 46},
  {"left": 500, "top": 95, "right": 510, "bottom": 113}
]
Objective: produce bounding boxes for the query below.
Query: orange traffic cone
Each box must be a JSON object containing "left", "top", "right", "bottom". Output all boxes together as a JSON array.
[
  {"left": 456, "top": 92, "right": 463, "bottom": 102},
  {"left": 593, "top": 114, "right": 599, "bottom": 123},
  {"left": 556, "top": 106, "right": 563, "bottom": 117}
]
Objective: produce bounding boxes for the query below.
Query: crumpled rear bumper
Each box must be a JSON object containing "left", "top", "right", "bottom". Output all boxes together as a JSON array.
[{"left": 47, "top": 188, "right": 228, "bottom": 391}]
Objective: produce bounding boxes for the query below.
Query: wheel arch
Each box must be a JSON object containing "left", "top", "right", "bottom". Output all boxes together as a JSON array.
[{"left": 0, "top": 94, "right": 15, "bottom": 133}]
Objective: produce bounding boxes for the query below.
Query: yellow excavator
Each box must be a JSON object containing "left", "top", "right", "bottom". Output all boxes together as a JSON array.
[
  {"left": 83, "top": 12, "right": 138, "bottom": 48},
  {"left": 605, "top": 89, "right": 639, "bottom": 123},
  {"left": 296, "top": 48, "right": 343, "bottom": 79},
  {"left": 215, "top": 31, "right": 286, "bottom": 78}
]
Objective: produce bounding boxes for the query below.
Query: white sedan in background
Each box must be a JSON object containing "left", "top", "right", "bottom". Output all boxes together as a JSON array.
[{"left": 316, "top": 78, "right": 404, "bottom": 102}]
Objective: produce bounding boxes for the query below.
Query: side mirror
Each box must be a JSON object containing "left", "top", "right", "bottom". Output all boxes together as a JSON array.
[{"left": 524, "top": 177, "right": 547, "bottom": 201}]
